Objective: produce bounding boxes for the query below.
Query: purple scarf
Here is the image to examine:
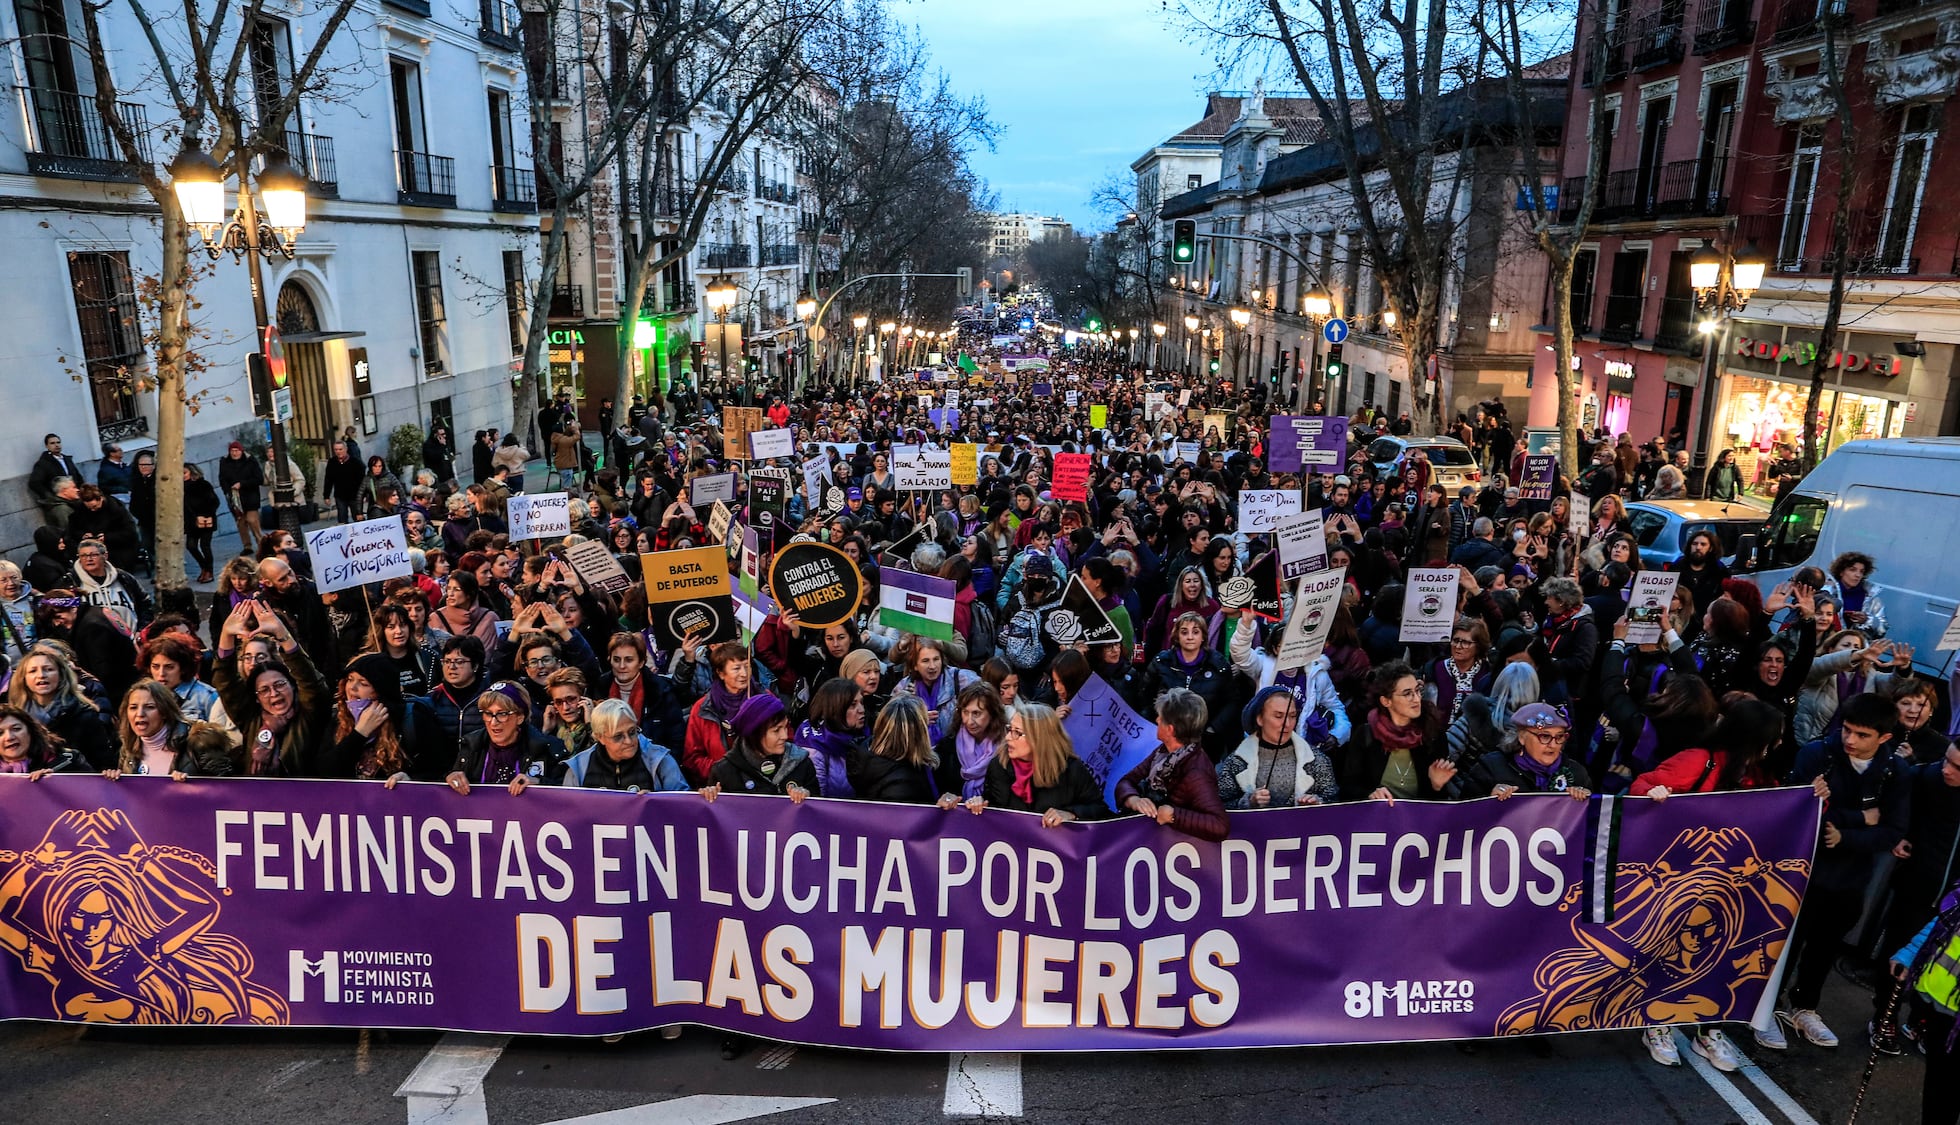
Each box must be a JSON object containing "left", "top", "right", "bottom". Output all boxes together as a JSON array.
[
  {"left": 708, "top": 679, "right": 750, "bottom": 722},
  {"left": 955, "top": 729, "right": 994, "bottom": 798},
  {"left": 480, "top": 740, "right": 523, "bottom": 785},
  {"left": 795, "top": 721, "right": 857, "bottom": 798},
  {"left": 1513, "top": 751, "right": 1564, "bottom": 790}
]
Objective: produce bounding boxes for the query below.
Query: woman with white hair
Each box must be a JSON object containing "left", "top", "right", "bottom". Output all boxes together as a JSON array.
[
  {"left": 1445, "top": 660, "right": 1542, "bottom": 764},
  {"left": 562, "top": 698, "right": 688, "bottom": 792}
]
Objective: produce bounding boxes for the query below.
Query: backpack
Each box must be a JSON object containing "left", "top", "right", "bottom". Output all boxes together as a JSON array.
[
  {"left": 997, "top": 602, "right": 1047, "bottom": 672},
  {"left": 966, "top": 597, "right": 998, "bottom": 666}
]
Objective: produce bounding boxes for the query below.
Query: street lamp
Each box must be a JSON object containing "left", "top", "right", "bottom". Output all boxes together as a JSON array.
[
  {"left": 171, "top": 142, "right": 309, "bottom": 512},
  {"left": 704, "top": 275, "right": 740, "bottom": 402},
  {"left": 1183, "top": 314, "right": 1200, "bottom": 374},
  {"left": 1302, "top": 287, "right": 1333, "bottom": 321},
  {"left": 1688, "top": 241, "right": 1767, "bottom": 493}
]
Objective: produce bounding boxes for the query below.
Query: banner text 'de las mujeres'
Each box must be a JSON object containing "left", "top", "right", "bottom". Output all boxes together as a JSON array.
[{"left": 0, "top": 779, "right": 1816, "bottom": 1048}]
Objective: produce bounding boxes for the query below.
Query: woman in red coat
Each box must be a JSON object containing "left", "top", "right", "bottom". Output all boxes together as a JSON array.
[{"left": 683, "top": 642, "right": 755, "bottom": 783}]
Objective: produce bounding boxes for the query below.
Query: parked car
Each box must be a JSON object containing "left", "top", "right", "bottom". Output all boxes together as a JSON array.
[
  {"left": 1362, "top": 435, "right": 1483, "bottom": 492},
  {"left": 1732, "top": 437, "right": 1960, "bottom": 676},
  {"left": 1623, "top": 500, "right": 1764, "bottom": 571}
]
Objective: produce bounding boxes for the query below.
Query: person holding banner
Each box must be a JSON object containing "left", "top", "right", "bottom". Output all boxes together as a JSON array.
[
  {"left": 1217, "top": 686, "right": 1337, "bottom": 808},
  {"left": 683, "top": 642, "right": 759, "bottom": 783},
  {"left": 102, "top": 681, "right": 232, "bottom": 780},
  {"left": 795, "top": 678, "right": 865, "bottom": 799},
  {"left": 1452, "top": 703, "right": 1593, "bottom": 801},
  {"left": 0, "top": 703, "right": 91, "bottom": 778},
  {"left": 1114, "top": 688, "right": 1228, "bottom": 842},
  {"left": 930, "top": 681, "right": 1005, "bottom": 800},
  {"left": 338, "top": 653, "right": 443, "bottom": 783},
  {"left": 212, "top": 603, "right": 334, "bottom": 777},
  {"left": 1346, "top": 661, "right": 1453, "bottom": 804},
  {"left": 562, "top": 698, "right": 688, "bottom": 794},
  {"left": 701, "top": 694, "right": 814, "bottom": 802},
  {"left": 446, "top": 682, "right": 566, "bottom": 794},
  {"left": 941, "top": 702, "right": 1108, "bottom": 827}
]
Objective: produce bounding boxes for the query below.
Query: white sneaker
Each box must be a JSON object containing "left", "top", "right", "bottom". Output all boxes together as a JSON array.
[
  {"left": 1693, "top": 1029, "right": 1746, "bottom": 1072},
  {"left": 1643, "top": 1026, "right": 1681, "bottom": 1066},
  {"left": 1778, "top": 1008, "right": 1840, "bottom": 1048},
  {"left": 1753, "top": 1017, "right": 1789, "bottom": 1051}
]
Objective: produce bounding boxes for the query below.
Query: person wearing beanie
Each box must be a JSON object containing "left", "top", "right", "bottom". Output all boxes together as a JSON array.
[
  {"left": 1217, "top": 685, "right": 1338, "bottom": 809},
  {"left": 447, "top": 680, "right": 566, "bottom": 794},
  {"left": 703, "top": 692, "right": 815, "bottom": 799},
  {"left": 837, "top": 648, "right": 889, "bottom": 726},
  {"left": 338, "top": 652, "right": 443, "bottom": 783}
]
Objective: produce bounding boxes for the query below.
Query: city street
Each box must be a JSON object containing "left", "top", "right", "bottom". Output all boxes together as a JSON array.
[{"left": 0, "top": 977, "right": 1920, "bottom": 1123}]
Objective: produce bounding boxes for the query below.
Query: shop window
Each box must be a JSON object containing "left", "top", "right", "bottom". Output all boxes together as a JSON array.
[
  {"left": 1765, "top": 493, "right": 1828, "bottom": 569},
  {"left": 1877, "top": 104, "right": 1936, "bottom": 273}
]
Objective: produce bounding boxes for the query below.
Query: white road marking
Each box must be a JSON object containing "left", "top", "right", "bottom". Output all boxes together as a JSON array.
[
  {"left": 752, "top": 1045, "right": 798, "bottom": 1070},
  {"left": 541, "top": 1095, "right": 834, "bottom": 1124},
  {"left": 1672, "top": 1030, "right": 1775, "bottom": 1125},
  {"left": 396, "top": 1032, "right": 510, "bottom": 1125},
  {"left": 266, "top": 1057, "right": 322, "bottom": 1091},
  {"left": 1733, "top": 1044, "right": 1824, "bottom": 1125},
  {"left": 943, "top": 1052, "right": 1022, "bottom": 1118}
]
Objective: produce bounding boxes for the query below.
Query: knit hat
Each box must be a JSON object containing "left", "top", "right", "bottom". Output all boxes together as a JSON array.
[
  {"left": 1494, "top": 626, "right": 1533, "bottom": 661},
  {"left": 1241, "top": 684, "right": 1297, "bottom": 735},
  {"left": 1024, "top": 553, "right": 1055, "bottom": 579},
  {"left": 730, "top": 693, "right": 787, "bottom": 743},
  {"left": 345, "top": 652, "right": 407, "bottom": 728},
  {"left": 838, "top": 649, "right": 881, "bottom": 685}
]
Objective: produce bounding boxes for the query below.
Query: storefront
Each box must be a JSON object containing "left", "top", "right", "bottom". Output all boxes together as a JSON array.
[{"left": 1712, "top": 325, "right": 1918, "bottom": 501}]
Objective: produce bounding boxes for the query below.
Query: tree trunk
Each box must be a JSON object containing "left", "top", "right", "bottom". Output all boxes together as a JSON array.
[
  {"left": 153, "top": 200, "right": 190, "bottom": 591},
  {"left": 1549, "top": 253, "right": 1579, "bottom": 479},
  {"left": 515, "top": 216, "right": 568, "bottom": 441},
  {"left": 1804, "top": 29, "right": 1857, "bottom": 473}
]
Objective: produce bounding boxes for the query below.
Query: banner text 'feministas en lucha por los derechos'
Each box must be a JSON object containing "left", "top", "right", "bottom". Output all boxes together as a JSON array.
[{"left": 0, "top": 779, "right": 1816, "bottom": 1049}]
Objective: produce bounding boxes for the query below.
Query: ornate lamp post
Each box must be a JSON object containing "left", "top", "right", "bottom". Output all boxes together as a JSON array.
[
  {"left": 1688, "top": 241, "right": 1766, "bottom": 493},
  {"left": 704, "top": 275, "right": 740, "bottom": 400}
]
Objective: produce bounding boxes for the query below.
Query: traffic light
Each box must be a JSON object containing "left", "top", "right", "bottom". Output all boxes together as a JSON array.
[
  {"left": 1171, "top": 219, "right": 1196, "bottom": 264},
  {"left": 1325, "top": 342, "right": 1345, "bottom": 381},
  {"left": 743, "top": 351, "right": 760, "bottom": 375},
  {"left": 1208, "top": 356, "right": 1220, "bottom": 374}
]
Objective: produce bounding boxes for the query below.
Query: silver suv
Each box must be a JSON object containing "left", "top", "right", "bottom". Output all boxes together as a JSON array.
[{"left": 1363, "top": 435, "right": 1484, "bottom": 491}]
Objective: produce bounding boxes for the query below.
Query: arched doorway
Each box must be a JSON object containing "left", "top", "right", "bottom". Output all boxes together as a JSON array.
[{"left": 276, "top": 281, "right": 333, "bottom": 461}]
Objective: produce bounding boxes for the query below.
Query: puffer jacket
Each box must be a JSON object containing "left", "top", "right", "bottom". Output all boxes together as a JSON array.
[
  {"left": 451, "top": 724, "right": 568, "bottom": 786},
  {"left": 708, "top": 741, "right": 818, "bottom": 796},
  {"left": 1794, "top": 645, "right": 1901, "bottom": 745},
  {"left": 563, "top": 735, "right": 688, "bottom": 792},
  {"left": 1142, "top": 648, "right": 1243, "bottom": 760},
  {"left": 114, "top": 720, "right": 236, "bottom": 777}
]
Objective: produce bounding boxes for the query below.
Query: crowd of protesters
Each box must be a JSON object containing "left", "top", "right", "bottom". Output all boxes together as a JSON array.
[{"left": 4, "top": 325, "right": 1958, "bottom": 1120}]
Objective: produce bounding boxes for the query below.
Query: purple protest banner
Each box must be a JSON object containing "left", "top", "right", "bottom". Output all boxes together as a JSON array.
[
  {"left": 1520, "top": 454, "right": 1558, "bottom": 501},
  {"left": 1267, "top": 415, "right": 1349, "bottom": 474},
  {"left": 0, "top": 779, "right": 1816, "bottom": 1049}
]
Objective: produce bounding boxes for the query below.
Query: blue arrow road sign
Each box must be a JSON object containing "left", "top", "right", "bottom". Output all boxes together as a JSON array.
[{"left": 1324, "top": 318, "right": 1349, "bottom": 344}]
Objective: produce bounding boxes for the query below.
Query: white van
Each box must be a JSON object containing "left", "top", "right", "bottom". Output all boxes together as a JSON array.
[{"left": 1733, "top": 437, "right": 1960, "bottom": 679}]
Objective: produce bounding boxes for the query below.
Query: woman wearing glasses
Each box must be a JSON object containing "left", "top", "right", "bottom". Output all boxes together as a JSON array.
[
  {"left": 938, "top": 702, "right": 1108, "bottom": 827},
  {"left": 446, "top": 682, "right": 567, "bottom": 795},
  {"left": 1451, "top": 703, "right": 1593, "bottom": 800},
  {"left": 212, "top": 600, "right": 334, "bottom": 776},
  {"left": 562, "top": 698, "right": 688, "bottom": 792},
  {"left": 1345, "top": 660, "right": 1456, "bottom": 803}
]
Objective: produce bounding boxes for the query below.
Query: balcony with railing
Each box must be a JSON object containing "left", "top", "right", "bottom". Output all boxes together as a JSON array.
[
  {"left": 397, "top": 150, "right": 457, "bottom": 207},
  {"left": 14, "top": 87, "right": 152, "bottom": 181},
  {"left": 702, "top": 243, "right": 754, "bottom": 268},
  {"left": 1732, "top": 212, "right": 1949, "bottom": 276},
  {"left": 492, "top": 164, "right": 537, "bottom": 212},
  {"left": 1774, "top": 0, "right": 1852, "bottom": 44},
  {"left": 1581, "top": 26, "right": 1630, "bottom": 85},
  {"left": 1693, "top": 0, "right": 1754, "bottom": 52},
  {"left": 1631, "top": 9, "right": 1686, "bottom": 69},
  {"left": 661, "top": 279, "right": 697, "bottom": 311},
  {"left": 1599, "top": 291, "right": 1646, "bottom": 342},
  {"left": 760, "top": 243, "right": 800, "bottom": 267},
  {"left": 280, "top": 129, "right": 338, "bottom": 196},
  {"left": 479, "top": 0, "right": 519, "bottom": 49},
  {"left": 715, "top": 169, "right": 749, "bottom": 195},
  {"left": 548, "top": 284, "right": 583, "bottom": 319}
]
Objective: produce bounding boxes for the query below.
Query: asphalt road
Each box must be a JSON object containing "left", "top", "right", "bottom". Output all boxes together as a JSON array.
[{"left": 0, "top": 971, "right": 1928, "bottom": 1125}]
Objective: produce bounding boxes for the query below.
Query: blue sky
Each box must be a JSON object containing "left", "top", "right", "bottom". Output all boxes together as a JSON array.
[{"left": 904, "top": 0, "right": 1225, "bottom": 231}]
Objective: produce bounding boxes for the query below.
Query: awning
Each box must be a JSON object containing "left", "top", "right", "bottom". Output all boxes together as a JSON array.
[
  {"left": 749, "top": 324, "right": 806, "bottom": 342},
  {"left": 280, "top": 329, "right": 366, "bottom": 343}
]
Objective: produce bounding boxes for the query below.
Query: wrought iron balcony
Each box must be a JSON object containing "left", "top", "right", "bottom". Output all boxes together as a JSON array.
[
  {"left": 1693, "top": 0, "right": 1754, "bottom": 52},
  {"left": 548, "top": 284, "right": 583, "bottom": 318},
  {"left": 760, "top": 243, "right": 800, "bottom": 267},
  {"left": 1630, "top": 12, "right": 1685, "bottom": 70},
  {"left": 701, "top": 243, "right": 754, "bottom": 268},
  {"left": 14, "top": 86, "right": 152, "bottom": 181},
  {"left": 1774, "top": 0, "right": 1852, "bottom": 44},
  {"left": 280, "top": 129, "right": 338, "bottom": 196},
  {"left": 398, "top": 150, "right": 457, "bottom": 207},
  {"left": 493, "top": 164, "right": 537, "bottom": 212}
]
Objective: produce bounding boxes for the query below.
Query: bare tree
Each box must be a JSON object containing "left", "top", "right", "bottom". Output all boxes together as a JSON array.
[
  {"left": 1476, "top": 0, "right": 1606, "bottom": 478},
  {"left": 1185, "top": 0, "right": 1475, "bottom": 431},
  {"left": 78, "top": 0, "right": 362, "bottom": 593},
  {"left": 1089, "top": 171, "right": 1170, "bottom": 327},
  {"left": 1800, "top": 17, "right": 1858, "bottom": 472}
]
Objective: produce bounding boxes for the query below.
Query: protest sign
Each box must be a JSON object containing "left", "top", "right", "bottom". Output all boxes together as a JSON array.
[
  {"left": 748, "top": 475, "right": 788, "bottom": 536},
  {"left": 721, "top": 407, "right": 764, "bottom": 461},
  {"left": 767, "top": 541, "right": 863, "bottom": 628},
  {"left": 1274, "top": 509, "right": 1328, "bottom": 579},
  {"left": 706, "top": 500, "right": 733, "bottom": 544},
  {"left": 1204, "top": 413, "right": 1230, "bottom": 443},
  {"left": 0, "top": 777, "right": 1818, "bottom": 1048},
  {"left": 691, "top": 472, "right": 738, "bottom": 505},
  {"left": 801, "top": 455, "right": 830, "bottom": 507},
  {"left": 1245, "top": 549, "right": 1283, "bottom": 622},
  {"left": 1267, "top": 415, "right": 1350, "bottom": 473},
  {"left": 1057, "top": 672, "right": 1159, "bottom": 810},
  {"left": 950, "top": 444, "right": 979, "bottom": 486},
  {"left": 1048, "top": 573, "right": 1123, "bottom": 648},
  {"left": 564, "top": 538, "right": 634, "bottom": 596},
  {"left": 1400, "top": 568, "right": 1462, "bottom": 643},
  {"left": 894, "top": 444, "right": 953, "bottom": 491},
  {"left": 1031, "top": 381, "right": 1053, "bottom": 397},
  {"left": 1568, "top": 493, "right": 1591, "bottom": 542},
  {"left": 1065, "top": 390, "right": 1080, "bottom": 408},
  {"left": 1179, "top": 388, "right": 1192, "bottom": 406},
  {"left": 1174, "top": 441, "right": 1201, "bottom": 465},
  {"left": 880, "top": 524, "right": 927, "bottom": 569},
  {"left": 748, "top": 427, "right": 796, "bottom": 461},
  {"left": 1940, "top": 603, "right": 1960, "bottom": 651},
  {"left": 1051, "top": 452, "right": 1092, "bottom": 502},
  {"left": 944, "top": 388, "right": 960, "bottom": 407},
  {"left": 304, "top": 517, "right": 411, "bottom": 594},
  {"left": 878, "top": 566, "right": 956, "bottom": 641},
  {"left": 1090, "top": 405, "right": 1107, "bottom": 429},
  {"left": 506, "top": 492, "right": 570, "bottom": 541},
  {"left": 1521, "top": 454, "right": 1558, "bottom": 501},
  {"left": 928, "top": 408, "right": 960, "bottom": 432},
  {"left": 1144, "top": 392, "right": 1168, "bottom": 421},
  {"left": 640, "top": 545, "right": 737, "bottom": 649},
  {"left": 1239, "top": 490, "right": 1303, "bottom": 534},
  {"left": 1625, "top": 570, "right": 1681, "bottom": 645},
  {"left": 1275, "top": 567, "right": 1350, "bottom": 671}
]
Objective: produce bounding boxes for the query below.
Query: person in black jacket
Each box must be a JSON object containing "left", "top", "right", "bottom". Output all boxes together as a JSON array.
[
  {"left": 128, "top": 450, "right": 158, "bottom": 563},
  {"left": 4, "top": 640, "right": 115, "bottom": 768},
  {"left": 217, "top": 441, "right": 265, "bottom": 552},
  {"left": 849, "top": 694, "right": 940, "bottom": 803},
  {"left": 321, "top": 440, "right": 366, "bottom": 524},
  {"left": 1142, "top": 611, "right": 1241, "bottom": 761},
  {"left": 1778, "top": 691, "right": 1911, "bottom": 1049},
  {"left": 178, "top": 463, "right": 223, "bottom": 583},
  {"left": 939, "top": 701, "right": 1109, "bottom": 826},
  {"left": 102, "top": 680, "right": 234, "bottom": 778},
  {"left": 0, "top": 702, "right": 93, "bottom": 777},
  {"left": 27, "top": 433, "right": 82, "bottom": 521},
  {"left": 34, "top": 594, "right": 138, "bottom": 708},
  {"left": 340, "top": 653, "right": 444, "bottom": 782},
  {"left": 702, "top": 693, "right": 816, "bottom": 799},
  {"left": 67, "top": 486, "right": 142, "bottom": 572},
  {"left": 25, "top": 526, "right": 68, "bottom": 592},
  {"left": 422, "top": 425, "right": 458, "bottom": 492},
  {"left": 445, "top": 681, "right": 567, "bottom": 794}
]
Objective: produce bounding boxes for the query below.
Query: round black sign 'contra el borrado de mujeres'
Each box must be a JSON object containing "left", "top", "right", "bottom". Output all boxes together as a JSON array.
[{"left": 766, "top": 541, "right": 864, "bottom": 629}]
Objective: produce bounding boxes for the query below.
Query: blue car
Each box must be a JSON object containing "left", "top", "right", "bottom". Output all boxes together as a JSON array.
[{"left": 1624, "top": 500, "right": 1764, "bottom": 571}]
